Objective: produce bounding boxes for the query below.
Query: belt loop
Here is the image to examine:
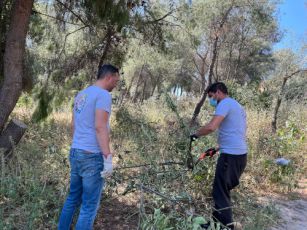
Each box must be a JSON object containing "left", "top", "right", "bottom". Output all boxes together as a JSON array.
[{"left": 71, "top": 148, "right": 76, "bottom": 157}]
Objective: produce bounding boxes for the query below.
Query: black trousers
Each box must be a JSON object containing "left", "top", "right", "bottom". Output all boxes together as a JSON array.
[{"left": 212, "top": 153, "right": 247, "bottom": 229}]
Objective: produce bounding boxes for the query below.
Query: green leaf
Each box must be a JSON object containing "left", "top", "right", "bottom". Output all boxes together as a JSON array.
[{"left": 193, "top": 216, "right": 207, "bottom": 229}]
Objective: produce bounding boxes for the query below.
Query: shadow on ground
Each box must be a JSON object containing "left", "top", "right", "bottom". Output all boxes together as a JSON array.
[{"left": 94, "top": 196, "right": 139, "bottom": 230}]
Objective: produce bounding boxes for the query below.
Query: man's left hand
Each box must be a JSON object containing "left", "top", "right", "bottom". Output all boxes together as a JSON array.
[{"left": 101, "top": 154, "right": 113, "bottom": 178}]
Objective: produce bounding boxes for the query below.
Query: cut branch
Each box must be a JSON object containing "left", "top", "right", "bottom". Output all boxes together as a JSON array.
[
  {"left": 0, "top": 119, "right": 27, "bottom": 158},
  {"left": 115, "top": 161, "right": 185, "bottom": 170}
]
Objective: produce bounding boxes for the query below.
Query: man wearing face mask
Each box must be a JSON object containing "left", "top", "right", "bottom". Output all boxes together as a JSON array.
[{"left": 190, "top": 82, "right": 247, "bottom": 230}]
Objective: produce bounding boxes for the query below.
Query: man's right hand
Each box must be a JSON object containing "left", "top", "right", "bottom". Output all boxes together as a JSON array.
[{"left": 190, "top": 134, "right": 199, "bottom": 142}]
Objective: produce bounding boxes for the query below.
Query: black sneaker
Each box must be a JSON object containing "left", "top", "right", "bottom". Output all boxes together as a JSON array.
[
  {"left": 200, "top": 222, "right": 210, "bottom": 229},
  {"left": 200, "top": 222, "right": 232, "bottom": 230},
  {"left": 200, "top": 222, "right": 215, "bottom": 229}
]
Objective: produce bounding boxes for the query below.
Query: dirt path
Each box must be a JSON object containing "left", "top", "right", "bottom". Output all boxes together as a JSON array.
[
  {"left": 269, "top": 179, "right": 307, "bottom": 230},
  {"left": 93, "top": 179, "right": 307, "bottom": 230},
  {"left": 94, "top": 192, "right": 139, "bottom": 230}
]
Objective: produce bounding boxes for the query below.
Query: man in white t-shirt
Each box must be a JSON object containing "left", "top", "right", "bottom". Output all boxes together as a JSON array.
[
  {"left": 191, "top": 82, "right": 247, "bottom": 230},
  {"left": 58, "top": 64, "right": 120, "bottom": 230}
]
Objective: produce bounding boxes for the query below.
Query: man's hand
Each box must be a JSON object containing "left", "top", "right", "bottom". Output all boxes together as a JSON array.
[
  {"left": 190, "top": 134, "right": 199, "bottom": 142},
  {"left": 205, "top": 147, "right": 219, "bottom": 157},
  {"left": 101, "top": 154, "right": 113, "bottom": 178}
]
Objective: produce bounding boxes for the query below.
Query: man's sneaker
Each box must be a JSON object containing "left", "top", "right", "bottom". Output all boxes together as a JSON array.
[
  {"left": 200, "top": 221, "right": 218, "bottom": 229},
  {"left": 200, "top": 221, "right": 233, "bottom": 230},
  {"left": 200, "top": 222, "right": 211, "bottom": 229}
]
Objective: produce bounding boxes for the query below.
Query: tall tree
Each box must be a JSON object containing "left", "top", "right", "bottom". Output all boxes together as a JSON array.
[
  {"left": 270, "top": 49, "right": 307, "bottom": 133},
  {"left": 0, "top": 0, "right": 34, "bottom": 134}
]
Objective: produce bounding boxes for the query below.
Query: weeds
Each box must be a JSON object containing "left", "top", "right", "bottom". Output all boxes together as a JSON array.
[{"left": 0, "top": 95, "right": 306, "bottom": 229}]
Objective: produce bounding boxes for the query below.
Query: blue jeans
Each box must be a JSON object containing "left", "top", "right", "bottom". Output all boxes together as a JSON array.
[{"left": 58, "top": 148, "right": 104, "bottom": 230}]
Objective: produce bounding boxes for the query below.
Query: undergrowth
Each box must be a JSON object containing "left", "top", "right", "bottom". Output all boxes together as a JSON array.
[{"left": 0, "top": 95, "right": 306, "bottom": 229}]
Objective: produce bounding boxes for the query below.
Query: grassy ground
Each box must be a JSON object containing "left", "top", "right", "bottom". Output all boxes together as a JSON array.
[{"left": 0, "top": 97, "right": 306, "bottom": 229}]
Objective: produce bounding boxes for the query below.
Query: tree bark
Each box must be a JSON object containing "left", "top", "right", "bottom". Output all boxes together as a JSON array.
[
  {"left": 98, "top": 26, "right": 113, "bottom": 68},
  {"left": 0, "top": 119, "right": 27, "bottom": 157},
  {"left": 132, "top": 64, "right": 145, "bottom": 103},
  {"left": 0, "top": 0, "right": 12, "bottom": 87},
  {"left": 0, "top": 0, "right": 34, "bottom": 133},
  {"left": 0, "top": 0, "right": 5, "bottom": 12},
  {"left": 271, "top": 69, "right": 307, "bottom": 133}
]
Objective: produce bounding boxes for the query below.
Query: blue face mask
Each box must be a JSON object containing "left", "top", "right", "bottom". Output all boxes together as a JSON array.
[{"left": 209, "top": 98, "right": 218, "bottom": 107}]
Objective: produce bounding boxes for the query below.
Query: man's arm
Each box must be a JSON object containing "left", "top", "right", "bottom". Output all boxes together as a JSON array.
[
  {"left": 95, "top": 109, "right": 111, "bottom": 157},
  {"left": 71, "top": 112, "right": 75, "bottom": 137},
  {"left": 195, "top": 115, "right": 224, "bottom": 137}
]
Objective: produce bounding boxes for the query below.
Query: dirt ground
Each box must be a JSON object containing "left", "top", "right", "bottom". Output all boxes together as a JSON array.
[
  {"left": 94, "top": 192, "right": 139, "bottom": 230},
  {"left": 94, "top": 179, "right": 307, "bottom": 230},
  {"left": 268, "top": 178, "right": 307, "bottom": 230},
  {"left": 269, "top": 199, "right": 307, "bottom": 230}
]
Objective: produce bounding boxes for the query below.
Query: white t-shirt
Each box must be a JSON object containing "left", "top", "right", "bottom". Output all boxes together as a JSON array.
[
  {"left": 72, "top": 85, "right": 112, "bottom": 153},
  {"left": 215, "top": 97, "right": 247, "bottom": 155}
]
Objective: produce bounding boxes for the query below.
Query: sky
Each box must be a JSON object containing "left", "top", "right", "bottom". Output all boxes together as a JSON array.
[{"left": 274, "top": 0, "right": 307, "bottom": 51}]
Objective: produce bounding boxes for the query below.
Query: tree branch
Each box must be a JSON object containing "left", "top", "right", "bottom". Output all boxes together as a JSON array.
[
  {"left": 115, "top": 161, "right": 185, "bottom": 170},
  {"left": 58, "top": 25, "right": 88, "bottom": 58},
  {"left": 191, "top": 4, "right": 235, "bottom": 123},
  {"left": 135, "top": 184, "right": 187, "bottom": 210},
  {"left": 271, "top": 69, "right": 307, "bottom": 133},
  {"left": 55, "top": 0, "right": 87, "bottom": 26},
  {"left": 145, "top": 10, "right": 174, "bottom": 24},
  {"left": 32, "top": 9, "right": 84, "bottom": 26}
]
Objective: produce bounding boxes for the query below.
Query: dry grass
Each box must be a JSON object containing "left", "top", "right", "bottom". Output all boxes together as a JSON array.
[{"left": 1, "top": 98, "right": 306, "bottom": 229}]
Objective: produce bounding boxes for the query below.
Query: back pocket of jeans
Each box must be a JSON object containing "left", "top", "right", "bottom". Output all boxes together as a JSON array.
[{"left": 80, "top": 157, "right": 103, "bottom": 177}]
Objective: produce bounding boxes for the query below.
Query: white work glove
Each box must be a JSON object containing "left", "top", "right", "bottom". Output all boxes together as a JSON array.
[{"left": 101, "top": 154, "right": 113, "bottom": 178}]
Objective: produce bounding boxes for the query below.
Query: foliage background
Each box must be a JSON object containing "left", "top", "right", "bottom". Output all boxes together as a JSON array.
[{"left": 0, "top": 0, "right": 306, "bottom": 229}]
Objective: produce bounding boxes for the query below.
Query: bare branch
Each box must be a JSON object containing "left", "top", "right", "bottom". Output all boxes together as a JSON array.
[
  {"left": 58, "top": 25, "right": 88, "bottom": 58},
  {"left": 32, "top": 9, "right": 84, "bottom": 26},
  {"left": 271, "top": 69, "right": 307, "bottom": 133},
  {"left": 55, "top": 0, "right": 87, "bottom": 26},
  {"left": 145, "top": 10, "right": 174, "bottom": 24},
  {"left": 192, "top": 57, "right": 202, "bottom": 76},
  {"left": 115, "top": 161, "right": 185, "bottom": 170},
  {"left": 136, "top": 184, "right": 187, "bottom": 208},
  {"left": 284, "top": 69, "right": 307, "bottom": 80}
]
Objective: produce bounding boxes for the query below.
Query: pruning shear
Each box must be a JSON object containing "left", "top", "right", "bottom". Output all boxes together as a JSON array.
[
  {"left": 187, "top": 135, "right": 219, "bottom": 169},
  {"left": 194, "top": 147, "right": 219, "bottom": 166}
]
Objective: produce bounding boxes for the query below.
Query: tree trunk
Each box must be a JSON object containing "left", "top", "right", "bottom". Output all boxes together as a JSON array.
[
  {"left": 141, "top": 80, "right": 147, "bottom": 102},
  {"left": 0, "top": 0, "right": 4, "bottom": 8},
  {"left": 191, "top": 5, "right": 234, "bottom": 124},
  {"left": 214, "top": 48, "right": 219, "bottom": 82},
  {"left": 200, "top": 56, "right": 207, "bottom": 93},
  {"left": 271, "top": 69, "right": 306, "bottom": 133},
  {"left": 191, "top": 36, "right": 219, "bottom": 123},
  {"left": 98, "top": 26, "right": 113, "bottom": 67},
  {"left": 151, "top": 82, "right": 156, "bottom": 97},
  {"left": 0, "top": 119, "right": 27, "bottom": 158},
  {"left": 132, "top": 65, "right": 145, "bottom": 103},
  {"left": 0, "top": 0, "right": 12, "bottom": 87},
  {"left": 225, "top": 44, "right": 233, "bottom": 81},
  {"left": 0, "top": 0, "right": 34, "bottom": 133}
]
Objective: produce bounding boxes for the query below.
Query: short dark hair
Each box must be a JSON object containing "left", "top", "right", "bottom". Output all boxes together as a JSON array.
[
  {"left": 97, "top": 64, "right": 119, "bottom": 79},
  {"left": 206, "top": 82, "right": 228, "bottom": 94}
]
